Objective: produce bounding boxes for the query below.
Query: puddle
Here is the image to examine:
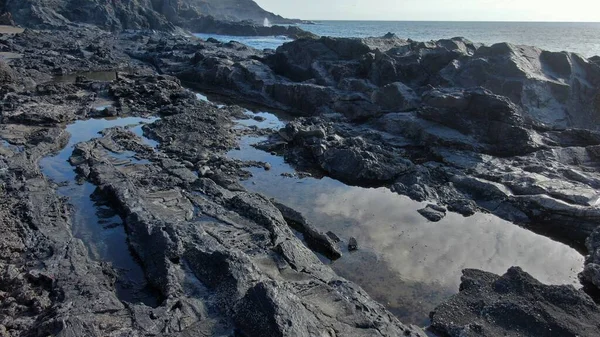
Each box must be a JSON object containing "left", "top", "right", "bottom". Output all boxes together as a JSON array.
[
  {"left": 195, "top": 92, "right": 209, "bottom": 102},
  {"left": 53, "top": 71, "right": 118, "bottom": 83},
  {"left": 40, "top": 116, "right": 159, "bottom": 305},
  {"left": 0, "top": 52, "right": 22, "bottom": 60},
  {"left": 91, "top": 97, "right": 115, "bottom": 111},
  {"left": 0, "top": 26, "right": 24, "bottom": 34},
  {"left": 235, "top": 111, "right": 287, "bottom": 130},
  {"left": 227, "top": 134, "right": 585, "bottom": 325}
]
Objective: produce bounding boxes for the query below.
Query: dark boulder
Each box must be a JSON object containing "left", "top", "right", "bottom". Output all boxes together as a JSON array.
[
  {"left": 372, "top": 82, "right": 420, "bottom": 111},
  {"left": 318, "top": 140, "right": 413, "bottom": 184},
  {"left": 417, "top": 204, "right": 447, "bottom": 222},
  {"left": 421, "top": 88, "right": 540, "bottom": 156},
  {"left": 440, "top": 42, "right": 600, "bottom": 129},
  {"left": 431, "top": 267, "right": 600, "bottom": 337},
  {"left": 580, "top": 227, "right": 600, "bottom": 293},
  {"left": 348, "top": 237, "right": 358, "bottom": 251}
]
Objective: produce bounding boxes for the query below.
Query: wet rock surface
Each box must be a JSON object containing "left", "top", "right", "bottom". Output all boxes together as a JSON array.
[
  {"left": 120, "top": 28, "right": 600, "bottom": 335},
  {"left": 1, "top": 15, "right": 600, "bottom": 337},
  {"left": 418, "top": 204, "right": 447, "bottom": 222},
  {"left": 68, "top": 110, "right": 426, "bottom": 337},
  {"left": 137, "top": 32, "right": 600, "bottom": 248},
  {"left": 430, "top": 267, "right": 600, "bottom": 337},
  {"left": 580, "top": 228, "right": 600, "bottom": 292},
  {"left": 0, "top": 27, "right": 427, "bottom": 336}
]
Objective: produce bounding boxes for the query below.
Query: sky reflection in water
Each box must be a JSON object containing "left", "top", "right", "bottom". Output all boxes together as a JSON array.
[{"left": 228, "top": 112, "right": 584, "bottom": 325}]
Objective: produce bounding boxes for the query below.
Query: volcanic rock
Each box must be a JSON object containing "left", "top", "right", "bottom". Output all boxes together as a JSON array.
[{"left": 431, "top": 267, "right": 600, "bottom": 337}]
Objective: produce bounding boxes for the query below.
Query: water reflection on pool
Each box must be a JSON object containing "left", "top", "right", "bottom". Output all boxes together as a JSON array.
[
  {"left": 40, "top": 117, "right": 159, "bottom": 305},
  {"left": 227, "top": 117, "right": 585, "bottom": 325}
]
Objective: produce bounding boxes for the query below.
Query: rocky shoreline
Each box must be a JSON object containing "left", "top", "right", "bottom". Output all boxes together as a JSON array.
[
  {"left": 0, "top": 26, "right": 427, "bottom": 336},
  {"left": 1, "top": 14, "right": 600, "bottom": 337}
]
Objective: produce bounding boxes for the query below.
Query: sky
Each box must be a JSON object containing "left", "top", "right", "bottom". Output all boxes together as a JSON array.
[{"left": 254, "top": 0, "right": 600, "bottom": 22}]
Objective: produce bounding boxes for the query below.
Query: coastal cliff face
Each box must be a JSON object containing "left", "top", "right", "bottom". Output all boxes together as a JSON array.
[
  {"left": 0, "top": 0, "right": 295, "bottom": 31},
  {"left": 189, "top": 0, "right": 295, "bottom": 23}
]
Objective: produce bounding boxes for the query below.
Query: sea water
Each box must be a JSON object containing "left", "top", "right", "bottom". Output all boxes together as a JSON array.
[{"left": 196, "top": 21, "right": 600, "bottom": 57}]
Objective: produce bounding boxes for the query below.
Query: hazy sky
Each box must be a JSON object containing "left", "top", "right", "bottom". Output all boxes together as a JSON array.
[{"left": 254, "top": 0, "right": 600, "bottom": 22}]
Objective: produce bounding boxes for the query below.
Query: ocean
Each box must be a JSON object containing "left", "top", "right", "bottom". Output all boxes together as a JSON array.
[{"left": 195, "top": 21, "right": 600, "bottom": 57}]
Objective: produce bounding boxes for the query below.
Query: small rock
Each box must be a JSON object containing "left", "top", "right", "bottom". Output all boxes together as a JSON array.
[
  {"left": 253, "top": 116, "right": 266, "bottom": 122},
  {"left": 264, "top": 163, "right": 272, "bottom": 171},
  {"left": 199, "top": 166, "right": 212, "bottom": 176},
  {"left": 417, "top": 204, "right": 447, "bottom": 222},
  {"left": 448, "top": 199, "right": 477, "bottom": 216},
  {"left": 348, "top": 237, "right": 358, "bottom": 251}
]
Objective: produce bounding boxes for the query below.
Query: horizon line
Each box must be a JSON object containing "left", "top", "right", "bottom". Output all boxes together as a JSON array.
[{"left": 297, "top": 19, "right": 600, "bottom": 24}]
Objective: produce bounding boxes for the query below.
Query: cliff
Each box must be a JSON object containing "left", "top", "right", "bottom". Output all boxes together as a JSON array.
[
  {"left": 0, "top": 0, "right": 300, "bottom": 31},
  {"left": 189, "top": 0, "right": 298, "bottom": 24}
]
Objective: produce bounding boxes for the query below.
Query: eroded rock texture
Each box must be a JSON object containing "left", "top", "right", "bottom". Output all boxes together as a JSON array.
[
  {"left": 127, "top": 32, "right": 600, "bottom": 247},
  {"left": 0, "top": 27, "right": 427, "bottom": 336},
  {"left": 2, "top": 16, "right": 600, "bottom": 337},
  {"left": 430, "top": 267, "right": 600, "bottom": 337}
]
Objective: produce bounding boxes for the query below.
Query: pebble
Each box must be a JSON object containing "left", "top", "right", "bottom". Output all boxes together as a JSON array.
[{"left": 348, "top": 237, "right": 358, "bottom": 251}]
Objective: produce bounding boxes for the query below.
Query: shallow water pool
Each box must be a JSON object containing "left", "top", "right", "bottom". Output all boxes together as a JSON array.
[
  {"left": 228, "top": 113, "right": 585, "bottom": 326},
  {"left": 40, "top": 117, "right": 159, "bottom": 305}
]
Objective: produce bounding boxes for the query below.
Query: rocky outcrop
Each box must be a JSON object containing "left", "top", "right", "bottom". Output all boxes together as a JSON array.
[
  {"left": 580, "top": 227, "right": 600, "bottom": 291},
  {"left": 441, "top": 43, "right": 600, "bottom": 129},
  {"left": 1, "top": 0, "right": 307, "bottom": 35},
  {"left": 0, "top": 124, "right": 140, "bottom": 337},
  {"left": 136, "top": 33, "right": 600, "bottom": 127},
  {"left": 3, "top": 15, "right": 600, "bottom": 337},
  {"left": 0, "top": 54, "right": 155, "bottom": 335},
  {"left": 143, "top": 33, "right": 600, "bottom": 236},
  {"left": 67, "top": 96, "right": 427, "bottom": 337},
  {"left": 430, "top": 267, "right": 600, "bottom": 337},
  {"left": 122, "top": 29, "right": 600, "bottom": 296},
  {"left": 0, "top": 26, "right": 430, "bottom": 335},
  {"left": 189, "top": 0, "right": 303, "bottom": 24},
  {"left": 2, "top": 0, "right": 174, "bottom": 31},
  {"left": 188, "top": 15, "right": 317, "bottom": 39}
]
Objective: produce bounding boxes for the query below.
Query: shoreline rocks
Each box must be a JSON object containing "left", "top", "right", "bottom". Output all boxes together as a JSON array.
[
  {"left": 135, "top": 31, "right": 600, "bottom": 250},
  {"left": 1, "top": 13, "right": 600, "bottom": 337},
  {"left": 0, "top": 24, "right": 429, "bottom": 333},
  {"left": 189, "top": 15, "right": 318, "bottom": 39},
  {"left": 430, "top": 267, "right": 600, "bottom": 337}
]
